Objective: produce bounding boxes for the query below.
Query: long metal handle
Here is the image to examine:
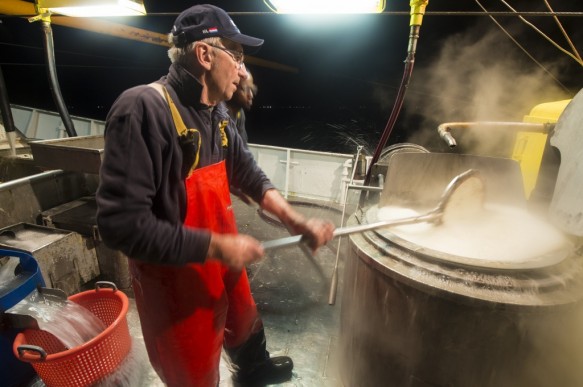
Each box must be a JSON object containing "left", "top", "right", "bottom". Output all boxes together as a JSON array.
[
  {"left": 261, "top": 234, "right": 304, "bottom": 250},
  {"left": 328, "top": 268, "right": 339, "bottom": 305},
  {"left": 261, "top": 211, "right": 438, "bottom": 251}
]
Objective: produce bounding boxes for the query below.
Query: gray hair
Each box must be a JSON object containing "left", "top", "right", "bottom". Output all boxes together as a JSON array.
[{"left": 167, "top": 34, "right": 223, "bottom": 66}]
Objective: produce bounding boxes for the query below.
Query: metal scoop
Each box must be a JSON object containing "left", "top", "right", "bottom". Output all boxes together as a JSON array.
[{"left": 261, "top": 169, "right": 485, "bottom": 251}]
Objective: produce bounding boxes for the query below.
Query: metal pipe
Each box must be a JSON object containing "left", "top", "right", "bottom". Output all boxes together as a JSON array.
[
  {"left": 437, "top": 125, "right": 457, "bottom": 148},
  {"left": 40, "top": 20, "right": 77, "bottom": 137},
  {"left": 0, "top": 169, "right": 65, "bottom": 191},
  {"left": 437, "top": 121, "right": 555, "bottom": 148},
  {"left": 329, "top": 145, "right": 363, "bottom": 305},
  {"left": 348, "top": 184, "right": 383, "bottom": 192}
]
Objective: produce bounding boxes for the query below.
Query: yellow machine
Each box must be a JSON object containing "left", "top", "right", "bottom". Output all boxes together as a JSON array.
[{"left": 513, "top": 98, "right": 572, "bottom": 197}]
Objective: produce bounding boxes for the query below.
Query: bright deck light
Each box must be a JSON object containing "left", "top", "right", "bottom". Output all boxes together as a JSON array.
[
  {"left": 266, "top": 0, "right": 385, "bottom": 14},
  {"left": 36, "top": 0, "right": 146, "bottom": 17}
]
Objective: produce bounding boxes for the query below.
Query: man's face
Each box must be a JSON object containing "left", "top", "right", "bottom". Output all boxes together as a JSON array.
[
  {"left": 233, "top": 79, "right": 255, "bottom": 111},
  {"left": 208, "top": 40, "right": 246, "bottom": 102}
]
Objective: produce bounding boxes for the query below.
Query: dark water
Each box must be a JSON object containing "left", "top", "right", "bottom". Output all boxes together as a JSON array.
[{"left": 245, "top": 105, "right": 426, "bottom": 155}]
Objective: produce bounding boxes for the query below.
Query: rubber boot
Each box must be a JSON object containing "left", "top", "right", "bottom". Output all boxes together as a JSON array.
[{"left": 226, "top": 328, "right": 293, "bottom": 386}]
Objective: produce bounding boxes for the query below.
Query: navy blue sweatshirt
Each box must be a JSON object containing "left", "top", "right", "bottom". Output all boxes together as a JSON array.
[{"left": 96, "top": 63, "right": 274, "bottom": 265}]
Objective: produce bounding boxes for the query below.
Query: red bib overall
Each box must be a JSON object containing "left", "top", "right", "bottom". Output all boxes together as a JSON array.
[{"left": 129, "top": 160, "right": 262, "bottom": 386}]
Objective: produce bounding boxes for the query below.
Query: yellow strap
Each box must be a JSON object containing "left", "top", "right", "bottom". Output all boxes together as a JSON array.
[
  {"left": 149, "top": 83, "right": 201, "bottom": 174},
  {"left": 218, "top": 119, "right": 229, "bottom": 148},
  {"left": 161, "top": 86, "right": 188, "bottom": 137}
]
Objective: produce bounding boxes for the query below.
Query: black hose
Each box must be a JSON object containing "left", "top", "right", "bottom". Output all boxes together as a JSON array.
[
  {"left": 359, "top": 25, "right": 420, "bottom": 207},
  {"left": 0, "top": 65, "right": 16, "bottom": 134},
  {"left": 41, "top": 21, "right": 77, "bottom": 137}
]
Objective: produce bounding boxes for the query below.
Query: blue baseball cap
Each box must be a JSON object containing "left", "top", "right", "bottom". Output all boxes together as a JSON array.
[{"left": 171, "top": 4, "right": 264, "bottom": 53}]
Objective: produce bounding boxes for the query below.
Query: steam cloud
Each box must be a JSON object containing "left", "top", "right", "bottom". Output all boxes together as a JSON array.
[{"left": 404, "top": 21, "right": 571, "bottom": 150}]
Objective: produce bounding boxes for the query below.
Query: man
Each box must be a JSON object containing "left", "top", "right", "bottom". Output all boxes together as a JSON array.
[
  {"left": 227, "top": 67, "right": 257, "bottom": 146},
  {"left": 227, "top": 68, "right": 257, "bottom": 204},
  {"left": 96, "top": 4, "right": 334, "bottom": 387}
]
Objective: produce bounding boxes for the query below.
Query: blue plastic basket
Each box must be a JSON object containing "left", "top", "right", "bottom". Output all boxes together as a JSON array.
[{"left": 0, "top": 248, "right": 45, "bottom": 387}]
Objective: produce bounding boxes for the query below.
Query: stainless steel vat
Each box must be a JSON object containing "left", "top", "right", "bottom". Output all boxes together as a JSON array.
[{"left": 340, "top": 210, "right": 583, "bottom": 387}]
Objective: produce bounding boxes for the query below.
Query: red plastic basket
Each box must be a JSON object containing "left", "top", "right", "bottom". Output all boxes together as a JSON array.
[{"left": 13, "top": 282, "right": 131, "bottom": 387}]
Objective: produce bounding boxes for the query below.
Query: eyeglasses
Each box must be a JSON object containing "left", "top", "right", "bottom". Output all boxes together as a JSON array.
[{"left": 207, "top": 44, "right": 245, "bottom": 69}]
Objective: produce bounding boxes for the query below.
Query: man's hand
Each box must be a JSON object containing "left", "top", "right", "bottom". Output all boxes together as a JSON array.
[
  {"left": 288, "top": 217, "right": 335, "bottom": 252},
  {"left": 259, "top": 189, "right": 336, "bottom": 253},
  {"left": 207, "top": 233, "right": 264, "bottom": 271}
]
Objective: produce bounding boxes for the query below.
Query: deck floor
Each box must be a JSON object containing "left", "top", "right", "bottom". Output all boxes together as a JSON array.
[{"left": 126, "top": 195, "right": 350, "bottom": 387}]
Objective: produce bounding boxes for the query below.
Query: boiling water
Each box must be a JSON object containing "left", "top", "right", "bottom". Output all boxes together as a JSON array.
[
  {"left": 376, "top": 203, "right": 571, "bottom": 269},
  {"left": 12, "top": 290, "right": 106, "bottom": 349}
]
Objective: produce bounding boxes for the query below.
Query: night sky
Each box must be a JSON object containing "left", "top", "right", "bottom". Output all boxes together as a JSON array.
[{"left": 1, "top": 0, "right": 582, "bottom": 153}]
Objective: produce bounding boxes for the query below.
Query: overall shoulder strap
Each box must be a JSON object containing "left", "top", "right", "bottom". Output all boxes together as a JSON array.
[
  {"left": 148, "top": 83, "right": 188, "bottom": 137},
  {"left": 148, "top": 82, "right": 201, "bottom": 174}
]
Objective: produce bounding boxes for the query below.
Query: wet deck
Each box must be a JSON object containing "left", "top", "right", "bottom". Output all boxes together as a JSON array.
[{"left": 127, "top": 195, "right": 351, "bottom": 387}]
